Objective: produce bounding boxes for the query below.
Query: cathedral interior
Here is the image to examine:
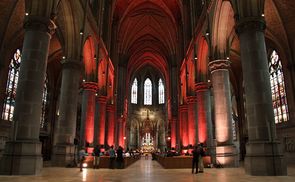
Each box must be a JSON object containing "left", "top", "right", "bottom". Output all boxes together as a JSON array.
[{"left": 0, "top": 0, "right": 295, "bottom": 178}]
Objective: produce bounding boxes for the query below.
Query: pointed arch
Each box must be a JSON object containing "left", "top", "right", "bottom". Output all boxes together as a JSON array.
[
  {"left": 131, "top": 78, "right": 138, "bottom": 104},
  {"left": 1, "top": 49, "right": 21, "bottom": 121},
  {"left": 269, "top": 50, "right": 289, "bottom": 123},
  {"left": 144, "top": 78, "right": 152, "bottom": 105},
  {"left": 158, "top": 78, "right": 165, "bottom": 104}
]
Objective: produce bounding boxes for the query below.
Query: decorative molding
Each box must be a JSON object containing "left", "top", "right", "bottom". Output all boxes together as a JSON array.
[
  {"left": 195, "top": 82, "right": 211, "bottom": 92},
  {"left": 97, "top": 96, "right": 107, "bottom": 103},
  {"left": 106, "top": 104, "right": 115, "bottom": 112},
  {"left": 208, "top": 60, "right": 231, "bottom": 73},
  {"left": 236, "top": 17, "right": 266, "bottom": 35},
  {"left": 187, "top": 96, "right": 197, "bottom": 104},
  {"left": 82, "top": 82, "right": 98, "bottom": 92},
  {"left": 179, "top": 104, "right": 188, "bottom": 112}
]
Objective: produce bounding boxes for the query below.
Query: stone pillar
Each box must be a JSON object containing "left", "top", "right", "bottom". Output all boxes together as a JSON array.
[
  {"left": 236, "top": 17, "right": 287, "bottom": 175},
  {"left": 117, "top": 117, "right": 125, "bottom": 147},
  {"left": 187, "top": 96, "right": 197, "bottom": 146},
  {"left": 208, "top": 60, "right": 238, "bottom": 167},
  {"left": 158, "top": 125, "right": 166, "bottom": 151},
  {"left": 94, "top": 96, "right": 107, "bottom": 147},
  {"left": 106, "top": 104, "right": 115, "bottom": 147},
  {"left": 179, "top": 105, "right": 188, "bottom": 147},
  {"left": 79, "top": 82, "right": 97, "bottom": 152},
  {"left": 195, "top": 82, "right": 214, "bottom": 163},
  {"left": 128, "top": 126, "right": 136, "bottom": 149},
  {"left": 170, "top": 117, "right": 177, "bottom": 148},
  {"left": 0, "top": 16, "right": 54, "bottom": 175},
  {"left": 52, "top": 60, "right": 81, "bottom": 167}
]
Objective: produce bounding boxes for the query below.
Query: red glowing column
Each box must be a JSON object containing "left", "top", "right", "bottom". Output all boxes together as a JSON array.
[
  {"left": 170, "top": 117, "right": 177, "bottom": 148},
  {"left": 106, "top": 104, "right": 115, "bottom": 146},
  {"left": 117, "top": 117, "right": 126, "bottom": 147},
  {"left": 81, "top": 82, "right": 98, "bottom": 153},
  {"left": 187, "top": 96, "right": 197, "bottom": 146},
  {"left": 96, "top": 96, "right": 107, "bottom": 146},
  {"left": 195, "top": 82, "right": 212, "bottom": 144},
  {"left": 179, "top": 105, "right": 188, "bottom": 147}
]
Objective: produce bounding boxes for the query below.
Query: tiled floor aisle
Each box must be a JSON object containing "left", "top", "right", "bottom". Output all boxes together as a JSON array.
[{"left": 0, "top": 158, "right": 294, "bottom": 182}]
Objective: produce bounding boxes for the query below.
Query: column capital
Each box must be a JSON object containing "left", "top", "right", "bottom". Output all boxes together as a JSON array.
[
  {"left": 187, "top": 96, "right": 197, "bottom": 104},
  {"left": 208, "top": 60, "right": 231, "bottom": 73},
  {"left": 82, "top": 82, "right": 98, "bottom": 92},
  {"left": 97, "top": 95, "right": 107, "bottom": 103},
  {"left": 24, "top": 15, "right": 56, "bottom": 34},
  {"left": 236, "top": 17, "right": 266, "bottom": 35},
  {"left": 62, "top": 61, "right": 82, "bottom": 71},
  {"left": 195, "top": 82, "right": 211, "bottom": 92}
]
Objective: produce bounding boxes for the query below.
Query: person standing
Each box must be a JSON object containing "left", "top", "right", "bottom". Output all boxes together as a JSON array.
[
  {"left": 109, "top": 145, "right": 116, "bottom": 169},
  {"left": 93, "top": 145, "right": 101, "bottom": 169},
  {"left": 79, "top": 147, "right": 86, "bottom": 172},
  {"left": 198, "top": 143, "right": 205, "bottom": 173},
  {"left": 116, "top": 146, "right": 124, "bottom": 169},
  {"left": 191, "top": 145, "right": 200, "bottom": 174}
]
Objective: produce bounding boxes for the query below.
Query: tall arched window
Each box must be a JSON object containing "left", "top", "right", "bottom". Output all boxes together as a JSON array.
[
  {"left": 40, "top": 76, "right": 48, "bottom": 129},
  {"left": 2, "top": 49, "right": 21, "bottom": 121},
  {"left": 158, "top": 79, "right": 165, "bottom": 104},
  {"left": 269, "top": 50, "right": 289, "bottom": 123},
  {"left": 131, "top": 78, "right": 138, "bottom": 104},
  {"left": 144, "top": 78, "right": 152, "bottom": 105}
]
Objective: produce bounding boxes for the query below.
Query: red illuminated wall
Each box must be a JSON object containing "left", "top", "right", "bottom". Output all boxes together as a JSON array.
[
  {"left": 98, "top": 58, "right": 107, "bottom": 94},
  {"left": 83, "top": 37, "right": 96, "bottom": 76}
]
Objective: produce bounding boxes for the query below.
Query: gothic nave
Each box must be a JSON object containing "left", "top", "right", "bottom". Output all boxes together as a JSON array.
[{"left": 0, "top": 0, "right": 294, "bottom": 178}]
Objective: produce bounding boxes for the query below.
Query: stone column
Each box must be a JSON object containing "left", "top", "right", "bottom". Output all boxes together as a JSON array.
[
  {"left": 158, "top": 124, "right": 166, "bottom": 151},
  {"left": 0, "top": 16, "right": 54, "bottom": 175},
  {"left": 187, "top": 96, "right": 197, "bottom": 146},
  {"left": 106, "top": 104, "right": 115, "bottom": 147},
  {"left": 208, "top": 60, "right": 238, "bottom": 167},
  {"left": 52, "top": 60, "right": 81, "bottom": 167},
  {"left": 195, "top": 82, "right": 214, "bottom": 163},
  {"left": 117, "top": 117, "right": 125, "bottom": 147},
  {"left": 170, "top": 117, "right": 177, "bottom": 149},
  {"left": 94, "top": 96, "right": 107, "bottom": 147},
  {"left": 179, "top": 105, "right": 188, "bottom": 147},
  {"left": 79, "top": 82, "right": 97, "bottom": 152},
  {"left": 236, "top": 17, "right": 287, "bottom": 175}
]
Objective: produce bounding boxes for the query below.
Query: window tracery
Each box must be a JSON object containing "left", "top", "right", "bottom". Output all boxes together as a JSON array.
[
  {"left": 269, "top": 50, "right": 289, "bottom": 124},
  {"left": 144, "top": 78, "right": 152, "bottom": 105}
]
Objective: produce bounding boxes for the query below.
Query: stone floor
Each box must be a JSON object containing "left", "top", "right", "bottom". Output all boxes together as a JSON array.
[{"left": 0, "top": 158, "right": 294, "bottom": 182}]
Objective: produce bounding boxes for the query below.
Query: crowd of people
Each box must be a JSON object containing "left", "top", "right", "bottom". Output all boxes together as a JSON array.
[
  {"left": 78, "top": 145, "right": 140, "bottom": 171},
  {"left": 78, "top": 143, "right": 207, "bottom": 174}
]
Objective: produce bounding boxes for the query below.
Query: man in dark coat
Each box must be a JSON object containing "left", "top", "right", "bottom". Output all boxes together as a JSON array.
[{"left": 192, "top": 145, "right": 200, "bottom": 174}]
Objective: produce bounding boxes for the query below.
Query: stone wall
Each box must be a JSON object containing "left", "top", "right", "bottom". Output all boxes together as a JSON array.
[{"left": 0, "top": 120, "right": 11, "bottom": 157}]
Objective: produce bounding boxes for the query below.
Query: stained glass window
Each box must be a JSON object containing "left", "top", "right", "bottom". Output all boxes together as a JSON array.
[
  {"left": 158, "top": 79, "right": 165, "bottom": 104},
  {"left": 131, "top": 78, "right": 138, "bottom": 104},
  {"left": 2, "top": 49, "right": 21, "bottom": 121},
  {"left": 144, "top": 78, "right": 152, "bottom": 105},
  {"left": 269, "top": 50, "right": 289, "bottom": 124},
  {"left": 40, "top": 76, "right": 48, "bottom": 129}
]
